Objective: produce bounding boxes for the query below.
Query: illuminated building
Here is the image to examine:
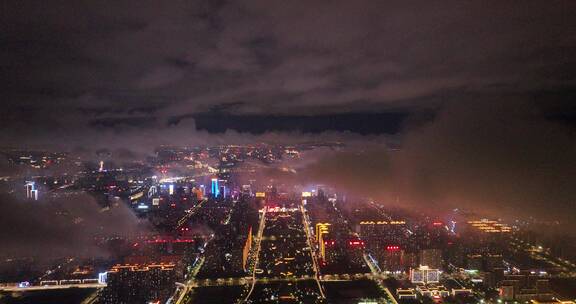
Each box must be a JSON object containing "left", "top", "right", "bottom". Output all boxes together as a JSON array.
[
  {"left": 100, "top": 264, "right": 178, "bottom": 304},
  {"left": 397, "top": 289, "right": 417, "bottom": 299},
  {"left": 347, "top": 238, "right": 366, "bottom": 266},
  {"left": 486, "top": 254, "right": 504, "bottom": 271},
  {"left": 220, "top": 184, "right": 227, "bottom": 198},
  {"left": 152, "top": 198, "right": 160, "bottom": 206},
  {"left": 255, "top": 192, "right": 266, "bottom": 198},
  {"left": 25, "top": 181, "right": 38, "bottom": 200},
  {"left": 411, "top": 267, "right": 425, "bottom": 283},
  {"left": 355, "top": 220, "right": 406, "bottom": 251},
  {"left": 410, "top": 266, "right": 440, "bottom": 284},
  {"left": 467, "top": 254, "right": 483, "bottom": 270},
  {"left": 148, "top": 186, "right": 158, "bottom": 198},
  {"left": 452, "top": 288, "right": 473, "bottom": 296},
  {"left": 98, "top": 272, "right": 107, "bottom": 284},
  {"left": 403, "top": 252, "right": 419, "bottom": 270},
  {"left": 498, "top": 274, "right": 554, "bottom": 302},
  {"left": 211, "top": 178, "right": 219, "bottom": 197},
  {"left": 499, "top": 285, "right": 514, "bottom": 301},
  {"left": 426, "top": 268, "right": 440, "bottom": 283},
  {"left": 193, "top": 187, "right": 203, "bottom": 200},
  {"left": 466, "top": 253, "right": 503, "bottom": 272},
  {"left": 242, "top": 184, "right": 252, "bottom": 196},
  {"left": 322, "top": 239, "right": 337, "bottom": 264},
  {"left": 242, "top": 227, "right": 253, "bottom": 271},
  {"left": 25, "top": 181, "right": 34, "bottom": 198},
  {"left": 200, "top": 184, "right": 205, "bottom": 196},
  {"left": 416, "top": 285, "right": 450, "bottom": 298},
  {"left": 467, "top": 219, "right": 512, "bottom": 233},
  {"left": 315, "top": 223, "right": 331, "bottom": 260},
  {"left": 382, "top": 245, "right": 403, "bottom": 271},
  {"left": 420, "top": 249, "right": 442, "bottom": 269},
  {"left": 30, "top": 189, "right": 38, "bottom": 200}
]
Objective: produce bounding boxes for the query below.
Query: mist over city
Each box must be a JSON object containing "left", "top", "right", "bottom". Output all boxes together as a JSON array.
[{"left": 1, "top": 1, "right": 576, "bottom": 303}]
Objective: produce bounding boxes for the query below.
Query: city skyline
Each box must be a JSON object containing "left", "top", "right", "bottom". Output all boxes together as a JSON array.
[{"left": 1, "top": 1, "right": 576, "bottom": 303}]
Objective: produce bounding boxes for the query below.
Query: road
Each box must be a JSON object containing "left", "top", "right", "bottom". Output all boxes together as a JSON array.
[
  {"left": 301, "top": 204, "right": 326, "bottom": 299},
  {"left": 176, "top": 198, "right": 206, "bottom": 230},
  {"left": 0, "top": 283, "right": 106, "bottom": 292},
  {"left": 242, "top": 202, "right": 325, "bottom": 303},
  {"left": 186, "top": 273, "right": 378, "bottom": 287},
  {"left": 241, "top": 206, "right": 267, "bottom": 303},
  {"left": 363, "top": 254, "right": 398, "bottom": 304}
]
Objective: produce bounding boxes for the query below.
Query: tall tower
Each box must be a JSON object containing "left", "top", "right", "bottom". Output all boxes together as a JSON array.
[
  {"left": 211, "top": 178, "right": 220, "bottom": 197},
  {"left": 25, "top": 181, "right": 38, "bottom": 200},
  {"left": 25, "top": 181, "right": 35, "bottom": 199}
]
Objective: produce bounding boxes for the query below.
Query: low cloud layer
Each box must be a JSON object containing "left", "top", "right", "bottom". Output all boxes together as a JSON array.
[
  {"left": 0, "top": 193, "right": 148, "bottom": 259},
  {"left": 297, "top": 101, "right": 576, "bottom": 225}
]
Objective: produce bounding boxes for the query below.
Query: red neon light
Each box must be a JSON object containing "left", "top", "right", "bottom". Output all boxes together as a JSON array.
[
  {"left": 386, "top": 245, "right": 400, "bottom": 250},
  {"left": 145, "top": 239, "right": 194, "bottom": 244},
  {"left": 432, "top": 222, "right": 443, "bottom": 226},
  {"left": 172, "top": 239, "right": 195, "bottom": 243}
]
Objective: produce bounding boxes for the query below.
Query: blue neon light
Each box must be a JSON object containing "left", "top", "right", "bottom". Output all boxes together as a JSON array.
[{"left": 211, "top": 179, "right": 219, "bottom": 197}]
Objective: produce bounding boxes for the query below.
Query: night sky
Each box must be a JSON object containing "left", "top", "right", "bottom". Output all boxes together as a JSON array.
[{"left": 2, "top": 1, "right": 575, "bottom": 147}]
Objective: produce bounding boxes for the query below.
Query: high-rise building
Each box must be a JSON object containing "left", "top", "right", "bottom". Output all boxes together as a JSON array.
[
  {"left": 242, "top": 227, "right": 253, "bottom": 271},
  {"left": 315, "top": 223, "right": 331, "bottom": 260},
  {"left": 211, "top": 178, "right": 219, "bottom": 197},
  {"left": 31, "top": 189, "right": 38, "bottom": 200},
  {"left": 467, "top": 254, "right": 483, "bottom": 270},
  {"left": 25, "top": 181, "right": 37, "bottom": 200},
  {"left": 420, "top": 249, "right": 442, "bottom": 269},
  {"left": 242, "top": 185, "right": 252, "bottom": 196},
  {"left": 402, "top": 251, "right": 419, "bottom": 270},
  {"left": 485, "top": 254, "right": 503, "bottom": 271},
  {"left": 382, "top": 246, "right": 403, "bottom": 272},
  {"left": 346, "top": 239, "right": 366, "bottom": 267},
  {"left": 322, "top": 239, "right": 338, "bottom": 264},
  {"left": 193, "top": 187, "right": 203, "bottom": 200}
]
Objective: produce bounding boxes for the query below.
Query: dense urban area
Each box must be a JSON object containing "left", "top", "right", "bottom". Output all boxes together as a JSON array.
[{"left": 1, "top": 144, "right": 575, "bottom": 304}]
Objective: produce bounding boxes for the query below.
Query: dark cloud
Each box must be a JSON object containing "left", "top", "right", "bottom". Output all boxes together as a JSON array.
[
  {"left": 1, "top": 1, "right": 576, "bottom": 232},
  {"left": 1, "top": 0, "right": 575, "bottom": 147}
]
